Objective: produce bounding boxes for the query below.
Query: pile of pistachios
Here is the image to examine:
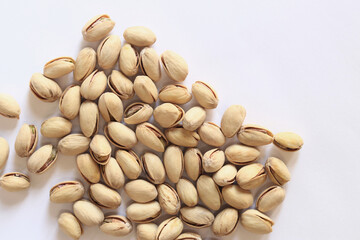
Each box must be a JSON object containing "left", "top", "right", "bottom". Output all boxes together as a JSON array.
[{"left": 0, "top": 14, "right": 304, "bottom": 240}]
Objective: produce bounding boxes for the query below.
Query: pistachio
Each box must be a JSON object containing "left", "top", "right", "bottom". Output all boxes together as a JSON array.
[
  {"left": 79, "top": 101, "right": 99, "bottom": 137},
  {"left": 97, "top": 35, "right": 121, "bottom": 69},
  {"left": 157, "top": 183, "right": 181, "bottom": 215},
  {"left": 124, "top": 26, "right": 156, "bottom": 47},
  {"left": 76, "top": 153, "right": 100, "bottom": 184},
  {"left": 89, "top": 183, "right": 121, "bottom": 209},
  {"left": 0, "top": 137, "right": 9, "bottom": 170},
  {"left": 240, "top": 209, "right": 274, "bottom": 234},
  {"left": 196, "top": 175, "right": 222, "bottom": 211},
  {"left": 74, "top": 47, "right": 97, "bottom": 82},
  {"left": 140, "top": 47, "right": 161, "bottom": 81},
  {"left": 125, "top": 179, "right": 158, "bottom": 203},
  {"left": 202, "top": 148, "right": 225, "bottom": 173},
  {"left": 183, "top": 106, "right": 206, "bottom": 131},
  {"left": 198, "top": 122, "right": 225, "bottom": 147},
  {"left": 137, "top": 223, "right": 158, "bottom": 240},
  {"left": 43, "top": 57, "right": 75, "bottom": 79},
  {"left": 176, "top": 233, "right": 202, "bottom": 240},
  {"left": 27, "top": 144, "right": 58, "bottom": 174},
  {"left": 58, "top": 133, "right": 90, "bottom": 155},
  {"left": 100, "top": 215, "right": 132, "bottom": 237},
  {"left": 101, "top": 157, "right": 125, "bottom": 189},
  {"left": 119, "top": 43, "right": 139, "bottom": 76},
  {"left": 82, "top": 14, "right": 115, "bottom": 42},
  {"left": 0, "top": 172, "right": 30, "bottom": 192},
  {"left": 156, "top": 217, "right": 183, "bottom": 240},
  {"left": 0, "top": 93, "right": 21, "bottom": 118},
  {"left": 49, "top": 181, "right": 85, "bottom": 203},
  {"left": 154, "top": 103, "right": 185, "bottom": 128},
  {"left": 41, "top": 117, "right": 72, "bottom": 138},
  {"left": 191, "top": 81, "right": 218, "bottom": 109},
  {"left": 222, "top": 185, "right": 253, "bottom": 210},
  {"left": 236, "top": 163, "right": 267, "bottom": 190},
  {"left": 274, "top": 132, "right": 303, "bottom": 151},
  {"left": 29, "top": 73, "right": 62, "bottom": 102},
  {"left": 15, "top": 124, "right": 38, "bottom": 157},
  {"left": 73, "top": 199, "right": 104, "bottom": 226},
  {"left": 161, "top": 50, "right": 188, "bottom": 82},
  {"left": 165, "top": 126, "right": 200, "bottom": 147},
  {"left": 212, "top": 208, "right": 239, "bottom": 236},
  {"left": 238, "top": 124, "right": 273, "bottom": 146},
  {"left": 104, "top": 122, "right": 137, "bottom": 149},
  {"left": 58, "top": 212, "right": 83, "bottom": 240},
  {"left": 124, "top": 102, "right": 153, "bottom": 125},
  {"left": 136, "top": 122, "right": 168, "bottom": 152},
  {"left": 180, "top": 206, "right": 214, "bottom": 228},
  {"left": 80, "top": 70, "right": 107, "bottom": 100},
  {"left": 212, "top": 164, "right": 237, "bottom": 186},
  {"left": 134, "top": 75, "right": 158, "bottom": 104},
  {"left": 257, "top": 186, "right": 286, "bottom": 213},
  {"left": 89, "top": 135, "right": 111, "bottom": 165},
  {"left": 159, "top": 84, "right": 192, "bottom": 105},
  {"left": 108, "top": 70, "right": 134, "bottom": 100},
  {"left": 98, "top": 92, "right": 123, "bottom": 122},
  {"left": 221, "top": 105, "right": 246, "bottom": 138},
  {"left": 126, "top": 201, "right": 161, "bottom": 223},
  {"left": 225, "top": 144, "right": 260, "bottom": 165},
  {"left": 116, "top": 149, "right": 142, "bottom": 180},
  {"left": 164, "top": 145, "right": 184, "bottom": 183},
  {"left": 184, "top": 148, "right": 202, "bottom": 181},
  {"left": 265, "top": 157, "right": 291, "bottom": 185},
  {"left": 176, "top": 178, "right": 198, "bottom": 207},
  {"left": 141, "top": 152, "right": 166, "bottom": 184},
  {"left": 59, "top": 85, "right": 81, "bottom": 120}
]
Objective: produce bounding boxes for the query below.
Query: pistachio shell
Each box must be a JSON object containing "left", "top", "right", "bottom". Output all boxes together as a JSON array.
[
  {"left": 116, "top": 149, "right": 142, "bottom": 180},
  {"left": 198, "top": 122, "right": 225, "bottom": 147},
  {"left": 15, "top": 124, "right": 38, "bottom": 157},
  {"left": 58, "top": 212, "right": 83, "bottom": 240},
  {"left": 79, "top": 101, "right": 99, "bottom": 137},
  {"left": 0, "top": 93, "right": 21, "bottom": 118},
  {"left": 197, "top": 175, "right": 222, "bottom": 211},
  {"left": 101, "top": 157, "right": 125, "bottom": 189},
  {"left": 183, "top": 106, "right": 206, "bottom": 131},
  {"left": 176, "top": 178, "right": 198, "bottom": 207},
  {"left": 104, "top": 122, "right": 137, "bottom": 149},
  {"left": 140, "top": 47, "right": 161, "bottom": 81},
  {"left": 134, "top": 75, "right": 158, "bottom": 104},
  {"left": 159, "top": 84, "right": 192, "bottom": 105},
  {"left": 29, "top": 73, "right": 62, "bottom": 102},
  {"left": 156, "top": 217, "right": 183, "bottom": 240},
  {"left": 98, "top": 92, "right": 123, "bottom": 122},
  {"left": 58, "top": 134, "right": 90, "bottom": 155},
  {"left": 80, "top": 70, "right": 107, "bottom": 100},
  {"left": 202, "top": 148, "right": 225, "bottom": 173},
  {"left": 0, "top": 172, "right": 30, "bottom": 192},
  {"left": 176, "top": 233, "right": 202, "bottom": 240},
  {"left": 265, "top": 157, "right": 291, "bottom": 185},
  {"left": 161, "top": 50, "right": 188, "bottom": 82},
  {"left": 41, "top": 117, "right": 72, "bottom": 138},
  {"left": 236, "top": 163, "right": 267, "bottom": 190},
  {"left": 212, "top": 164, "right": 237, "bottom": 186},
  {"left": 154, "top": 103, "right": 185, "bottom": 128},
  {"left": 126, "top": 201, "right": 161, "bottom": 223},
  {"left": 256, "top": 186, "right": 285, "bottom": 212},
  {"left": 222, "top": 185, "right": 253, "bottom": 210},
  {"left": 124, "top": 102, "right": 153, "bottom": 125},
  {"left": 74, "top": 47, "right": 97, "bottom": 82},
  {"left": 89, "top": 183, "right": 121, "bottom": 209},
  {"left": 119, "top": 43, "right": 139, "bottom": 76},
  {"left": 50, "top": 181, "right": 85, "bottom": 203},
  {"left": 141, "top": 152, "right": 166, "bottom": 184},
  {"left": 82, "top": 14, "right": 115, "bottom": 42},
  {"left": 97, "top": 35, "right": 121, "bottom": 69},
  {"left": 136, "top": 122, "right": 168, "bottom": 152},
  {"left": 184, "top": 148, "right": 202, "bottom": 181},
  {"left": 27, "top": 144, "right": 58, "bottom": 174},
  {"left": 73, "top": 199, "right": 104, "bottom": 226},
  {"left": 164, "top": 145, "right": 184, "bottom": 183},
  {"left": 100, "top": 215, "right": 132, "bottom": 236},
  {"left": 165, "top": 126, "right": 200, "bottom": 147},
  {"left": 43, "top": 57, "right": 75, "bottom": 79},
  {"left": 0, "top": 137, "right": 9, "bottom": 170},
  {"left": 89, "top": 135, "right": 111, "bottom": 165},
  {"left": 221, "top": 105, "right": 246, "bottom": 138},
  {"left": 225, "top": 144, "right": 260, "bottom": 165},
  {"left": 191, "top": 81, "right": 218, "bottom": 109},
  {"left": 108, "top": 70, "right": 134, "bottom": 100},
  {"left": 137, "top": 223, "right": 158, "bottom": 240},
  {"left": 241, "top": 209, "right": 274, "bottom": 234},
  {"left": 238, "top": 124, "right": 273, "bottom": 146},
  {"left": 125, "top": 179, "right": 158, "bottom": 203},
  {"left": 76, "top": 153, "right": 100, "bottom": 184},
  {"left": 180, "top": 206, "right": 214, "bottom": 228},
  {"left": 157, "top": 183, "right": 181, "bottom": 215},
  {"left": 59, "top": 85, "right": 81, "bottom": 120},
  {"left": 212, "top": 208, "right": 239, "bottom": 236},
  {"left": 124, "top": 26, "right": 156, "bottom": 47},
  {"left": 274, "top": 132, "right": 303, "bottom": 151}
]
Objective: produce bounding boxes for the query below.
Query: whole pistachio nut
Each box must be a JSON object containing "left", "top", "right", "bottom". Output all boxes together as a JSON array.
[
  {"left": 197, "top": 175, "right": 222, "bottom": 211},
  {"left": 236, "top": 163, "right": 267, "bottom": 190},
  {"left": 154, "top": 103, "right": 185, "bottom": 128},
  {"left": 104, "top": 122, "right": 137, "bottom": 149},
  {"left": 222, "top": 185, "right": 253, "bottom": 210},
  {"left": 125, "top": 179, "right": 158, "bottom": 203},
  {"left": 241, "top": 209, "right": 274, "bottom": 234},
  {"left": 74, "top": 47, "right": 97, "bottom": 82},
  {"left": 43, "top": 57, "right": 75, "bottom": 79},
  {"left": 184, "top": 148, "right": 202, "bottom": 181},
  {"left": 59, "top": 85, "right": 81, "bottom": 120},
  {"left": 73, "top": 199, "right": 104, "bottom": 226},
  {"left": 50, "top": 181, "right": 85, "bottom": 203},
  {"left": 164, "top": 145, "right": 184, "bottom": 183},
  {"left": 134, "top": 75, "right": 158, "bottom": 104},
  {"left": 0, "top": 137, "right": 9, "bottom": 170},
  {"left": 124, "top": 102, "right": 153, "bottom": 125},
  {"left": 58, "top": 134, "right": 90, "bottom": 155},
  {"left": 0, "top": 93, "right": 21, "bottom": 118},
  {"left": 191, "top": 81, "right": 218, "bottom": 109},
  {"left": 41, "top": 116, "right": 72, "bottom": 138},
  {"left": 212, "top": 208, "right": 239, "bottom": 236},
  {"left": 89, "top": 135, "right": 111, "bottom": 165},
  {"left": 266, "top": 157, "right": 291, "bottom": 185},
  {"left": 183, "top": 106, "right": 206, "bottom": 131},
  {"left": 29, "top": 73, "right": 62, "bottom": 102},
  {"left": 225, "top": 144, "right": 260, "bottom": 165},
  {"left": 165, "top": 126, "right": 200, "bottom": 147},
  {"left": 159, "top": 84, "right": 192, "bottom": 105},
  {"left": 116, "top": 149, "right": 142, "bottom": 180},
  {"left": 274, "top": 132, "right": 304, "bottom": 151},
  {"left": 238, "top": 124, "right": 273, "bottom": 146},
  {"left": 89, "top": 183, "right": 121, "bottom": 209},
  {"left": 140, "top": 47, "right": 161, "bottom": 81},
  {"left": 98, "top": 92, "right": 123, "bottom": 122},
  {"left": 76, "top": 153, "right": 100, "bottom": 184},
  {"left": 27, "top": 144, "right": 58, "bottom": 174},
  {"left": 202, "top": 148, "right": 225, "bottom": 173},
  {"left": 124, "top": 26, "right": 156, "bottom": 47},
  {"left": 198, "top": 122, "right": 226, "bottom": 147},
  {"left": 100, "top": 215, "right": 132, "bottom": 237},
  {"left": 136, "top": 122, "right": 168, "bottom": 152},
  {"left": 156, "top": 217, "right": 183, "bottom": 240},
  {"left": 212, "top": 164, "right": 237, "bottom": 186},
  {"left": 80, "top": 70, "right": 107, "bottom": 100},
  {"left": 58, "top": 212, "right": 83, "bottom": 240},
  {"left": 108, "top": 70, "right": 134, "bottom": 100},
  {"left": 256, "top": 186, "right": 285, "bottom": 212},
  {"left": 176, "top": 233, "right": 202, "bottom": 240},
  {"left": 15, "top": 124, "right": 38, "bottom": 157},
  {"left": 180, "top": 206, "right": 214, "bottom": 228},
  {"left": 127, "top": 201, "right": 161, "bottom": 223},
  {"left": 176, "top": 178, "right": 198, "bottom": 207},
  {"left": 79, "top": 101, "right": 99, "bottom": 138},
  {"left": 221, "top": 105, "right": 246, "bottom": 138},
  {"left": 82, "top": 14, "right": 115, "bottom": 42},
  {"left": 157, "top": 183, "right": 181, "bottom": 215},
  {"left": 141, "top": 152, "right": 166, "bottom": 184},
  {"left": 101, "top": 157, "right": 125, "bottom": 189},
  {"left": 0, "top": 172, "right": 30, "bottom": 192},
  {"left": 137, "top": 223, "right": 158, "bottom": 240},
  {"left": 119, "top": 43, "right": 139, "bottom": 76},
  {"left": 97, "top": 35, "right": 121, "bottom": 69},
  {"left": 161, "top": 50, "right": 188, "bottom": 82}
]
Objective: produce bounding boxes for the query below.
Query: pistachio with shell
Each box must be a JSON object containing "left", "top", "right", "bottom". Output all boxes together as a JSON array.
[
  {"left": 222, "top": 184, "right": 253, "bottom": 210},
  {"left": 198, "top": 122, "right": 226, "bottom": 147},
  {"left": 119, "top": 43, "right": 139, "bottom": 76},
  {"left": 238, "top": 124, "right": 273, "bottom": 146},
  {"left": 15, "top": 123, "right": 38, "bottom": 157},
  {"left": 256, "top": 186, "right": 286, "bottom": 212},
  {"left": 98, "top": 92, "right": 123, "bottom": 122},
  {"left": 180, "top": 206, "right": 214, "bottom": 228},
  {"left": 165, "top": 126, "right": 200, "bottom": 147},
  {"left": 202, "top": 148, "right": 225, "bottom": 173},
  {"left": 221, "top": 105, "right": 246, "bottom": 138},
  {"left": 29, "top": 73, "right": 62, "bottom": 102},
  {"left": 212, "top": 208, "right": 239, "bottom": 236},
  {"left": 49, "top": 181, "right": 85, "bottom": 203},
  {"left": 134, "top": 75, "right": 158, "bottom": 104},
  {"left": 0, "top": 137, "right": 9, "bottom": 170},
  {"left": 236, "top": 163, "right": 267, "bottom": 190},
  {"left": 27, "top": 144, "right": 58, "bottom": 174},
  {"left": 124, "top": 102, "right": 153, "bottom": 125},
  {"left": 274, "top": 132, "right": 304, "bottom": 151},
  {"left": 101, "top": 157, "right": 125, "bottom": 189},
  {"left": 191, "top": 81, "right": 218, "bottom": 109},
  {"left": 241, "top": 209, "right": 274, "bottom": 234},
  {"left": 176, "top": 178, "right": 198, "bottom": 207},
  {"left": 161, "top": 50, "right": 188, "bottom": 82},
  {"left": 41, "top": 116, "right": 72, "bottom": 138},
  {"left": 126, "top": 201, "right": 161, "bottom": 223},
  {"left": 58, "top": 212, "right": 83, "bottom": 240},
  {"left": 184, "top": 148, "right": 202, "bottom": 181},
  {"left": 164, "top": 145, "right": 184, "bottom": 183},
  {"left": 80, "top": 70, "right": 107, "bottom": 100},
  {"left": 89, "top": 135, "right": 111, "bottom": 165},
  {"left": 154, "top": 103, "right": 185, "bottom": 128},
  {"left": 183, "top": 106, "right": 206, "bottom": 131},
  {"left": 43, "top": 57, "right": 75, "bottom": 79},
  {"left": 100, "top": 215, "right": 132, "bottom": 237},
  {"left": 0, "top": 172, "right": 30, "bottom": 192},
  {"left": 158, "top": 84, "right": 192, "bottom": 105},
  {"left": 157, "top": 183, "right": 181, "bottom": 215},
  {"left": 156, "top": 217, "right": 183, "bottom": 240},
  {"left": 124, "top": 26, "right": 156, "bottom": 47},
  {"left": 0, "top": 93, "right": 21, "bottom": 119},
  {"left": 89, "top": 183, "right": 121, "bottom": 209},
  {"left": 97, "top": 35, "right": 121, "bottom": 69},
  {"left": 79, "top": 101, "right": 99, "bottom": 138},
  {"left": 108, "top": 70, "right": 134, "bottom": 100},
  {"left": 115, "top": 149, "right": 142, "bottom": 180},
  {"left": 82, "top": 14, "right": 115, "bottom": 42},
  {"left": 212, "top": 164, "right": 237, "bottom": 186},
  {"left": 225, "top": 144, "right": 260, "bottom": 165},
  {"left": 58, "top": 133, "right": 90, "bottom": 156},
  {"left": 76, "top": 153, "right": 100, "bottom": 184},
  {"left": 196, "top": 175, "right": 222, "bottom": 211},
  {"left": 73, "top": 47, "right": 96, "bottom": 82},
  {"left": 140, "top": 47, "right": 161, "bottom": 81},
  {"left": 73, "top": 199, "right": 104, "bottom": 226},
  {"left": 137, "top": 223, "right": 158, "bottom": 240},
  {"left": 176, "top": 233, "right": 202, "bottom": 240},
  {"left": 104, "top": 122, "right": 137, "bottom": 149},
  {"left": 136, "top": 122, "right": 168, "bottom": 152},
  {"left": 141, "top": 152, "right": 166, "bottom": 184},
  {"left": 59, "top": 85, "right": 81, "bottom": 120},
  {"left": 125, "top": 179, "right": 158, "bottom": 203},
  {"left": 265, "top": 157, "right": 291, "bottom": 185}
]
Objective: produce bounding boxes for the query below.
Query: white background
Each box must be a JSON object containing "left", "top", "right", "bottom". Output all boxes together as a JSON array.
[{"left": 0, "top": 0, "right": 360, "bottom": 239}]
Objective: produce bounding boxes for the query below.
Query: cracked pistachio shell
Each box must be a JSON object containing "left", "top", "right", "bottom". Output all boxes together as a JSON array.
[
  {"left": 238, "top": 124, "right": 273, "bottom": 146},
  {"left": 58, "top": 212, "right": 83, "bottom": 240},
  {"left": 80, "top": 70, "right": 107, "bottom": 100},
  {"left": 116, "top": 149, "right": 141, "bottom": 180},
  {"left": 176, "top": 233, "right": 202, "bottom": 240},
  {"left": 212, "top": 208, "right": 239, "bottom": 236},
  {"left": 82, "top": 14, "right": 115, "bottom": 42},
  {"left": 236, "top": 163, "right": 267, "bottom": 190},
  {"left": 73, "top": 199, "right": 104, "bottom": 226},
  {"left": 74, "top": 47, "right": 96, "bottom": 82},
  {"left": 256, "top": 186, "right": 285, "bottom": 212},
  {"left": 27, "top": 144, "right": 58, "bottom": 174},
  {"left": 101, "top": 157, "right": 125, "bottom": 189},
  {"left": 156, "top": 217, "right": 183, "bottom": 240},
  {"left": 241, "top": 209, "right": 274, "bottom": 234},
  {"left": 90, "top": 135, "right": 111, "bottom": 165},
  {"left": 127, "top": 201, "right": 161, "bottom": 223},
  {"left": 197, "top": 175, "right": 222, "bottom": 211},
  {"left": 29, "top": 73, "right": 62, "bottom": 102},
  {"left": 0, "top": 172, "right": 30, "bottom": 192},
  {"left": 59, "top": 85, "right": 81, "bottom": 120},
  {"left": 79, "top": 101, "right": 99, "bottom": 137},
  {"left": 222, "top": 185, "right": 253, "bottom": 210},
  {"left": 199, "top": 122, "right": 225, "bottom": 147},
  {"left": 134, "top": 75, "right": 158, "bottom": 104},
  {"left": 164, "top": 145, "right": 184, "bottom": 183},
  {"left": 104, "top": 122, "right": 137, "bottom": 149},
  {"left": 165, "top": 126, "right": 200, "bottom": 147},
  {"left": 159, "top": 84, "right": 192, "bottom": 105},
  {"left": 202, "top": 148, "right": 225, "bottom": 173},
  {"left": 50, "top": 181, "right": 85, "bottom": 203},
  {"left": 58, "top": 134, "right": 90, "bottom": 156},
  {"left": 161, "top": 50, "right": 188, "bottom": 82},
  {"left": 124, "top": 26, "right": 156, "bottom": 47},
  {"left": 176, "top": 178, "right": 198, "bottom": 207},
  {"left": 0, "top": 137, "right": 9, "bottom": 170},
  {"left": 41, "top": 117, "right": 72, "bottom": 138},
  {"left": 183, "top": 106, "right": 206, "bottom": 131},
  {"left": 119, "top": 43, "right": 139, "bottom": 76},
  {"left": 76, "top": 153, "right": 100, "bottom": 184},
  {"left": 0, "top": 94, "right": 20, "bottom": 118},
  {"left": 157, "top": 183, "right": 181, "bottom": 215},
  {"left": 141, "top": 152, "right": 166, "bottom": 184},
  {"left": 212, "top": 164, "right": 237, "bottom": 187},
  {"left": 43, "top": 57, "right": 75, "bottom": 79},
  {"left": 108, "top": 70, "right": 134, "bottom": 100},
  {"left": 225, "top": 144, "right": 260, "bottom": 165},
  {"left": 98, "top": 92, "right": 123, "bottom": 122},
  {"left": 266, "top": 157, "right": 291, "bottom": 185},
  {"left": 100, "top": 215, "right": 132, "bottom": 237},
  {"left": 124, "top": 102, "right": 153, "bottom": 125},
  {"left": 221, "top": 105, "right": 246, "bottom": 138},
  {"left": 192, "top": 81, "right": 218, "bottom": 109},
  {"left": 274, "top": 132, "right": 303, "bottom": 151},
  {"left": 140, "top": 47, "right": 161, "bottom": 81},
  {"left": 15, "top": 124, "right": 38, "bottom": 157},
  {"left": 97, "top": 35, "right": 121, "bottom": 69},
  {"left": 184, "top": 148, "right": 202, "bottom": 181},
  {"left": 180, "top": 206, "right": 214, "bottom": 228},
  {"left": 154, "top": 103, "right": 185, "bottom": 128},
  {"left": 137, "top": 223, "right": 158, "bottom": 240},
  {"left": 125, "top": 179, "right": 158, "bottom": 203},
  {"left": 89, "top": 183, "right": 121, "bottom": 209},
  {"left": 136, "top": 122, "right": 168, "bottom": 152}
]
